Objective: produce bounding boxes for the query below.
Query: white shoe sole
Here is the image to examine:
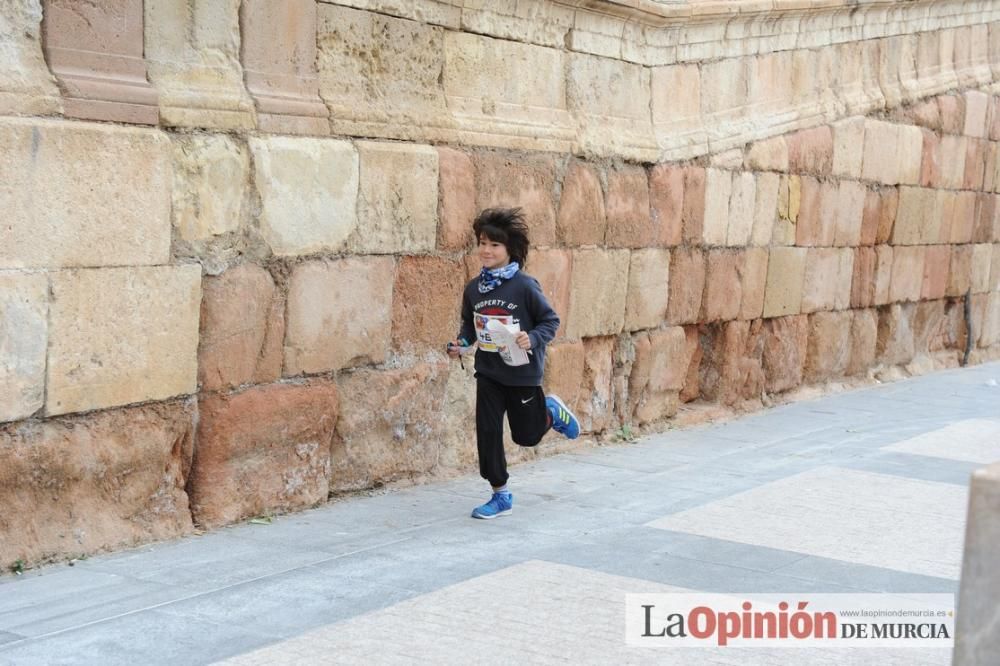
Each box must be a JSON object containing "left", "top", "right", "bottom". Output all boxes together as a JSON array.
[{"left": 471, "top": 508, "right": 512, "bottom": 520}]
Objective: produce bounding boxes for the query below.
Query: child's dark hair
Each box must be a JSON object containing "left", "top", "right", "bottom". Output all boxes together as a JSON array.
[{"left": 472, "top": 208, "right": 530, "bottom": 268}]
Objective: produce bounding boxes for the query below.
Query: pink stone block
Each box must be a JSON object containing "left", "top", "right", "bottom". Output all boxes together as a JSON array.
[
  {"left": 557, "top": 161, "right": 606, "bottom": 246},
  {"left": 667, "top": 248, "right": 706, "bottom": 325},
  {"left": 436, "top": 147, "right": 476, "bottom": 251},
  {"left": 702, "top": 249, "right": 743, "bottom": 322},
  {"left": 921, "top": 245, "right": 951, "bottom": 300},
  {"left": 605, "top": 166, "right": 653, "bottom": 248},
  {"left": 851, "top": 246, "right": 876, "bottom": 309},
  {"left": 649, "top": 164, "right": 684, "bottom": 246},
  {"left": 795, "top": 177, "right": 836, "bottom": 247},
  {"left": 740, "top": 247, "right": 769, "bottom": 320},
  {"left": 787, "top": 126, "right": 834, "bottom": 176},
  {"left": 890, "top": 246, "right": 926, "bottom": 303}
]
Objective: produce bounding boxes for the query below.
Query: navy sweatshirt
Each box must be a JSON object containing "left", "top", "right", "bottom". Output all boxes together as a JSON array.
[{"left": 457, "top": 271, "right": 560, "bottom": 387}]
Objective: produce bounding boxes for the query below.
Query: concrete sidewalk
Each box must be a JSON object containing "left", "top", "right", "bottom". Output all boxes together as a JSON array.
[{"left": 2, "top": 363, "right": 999, "bottom": 665}]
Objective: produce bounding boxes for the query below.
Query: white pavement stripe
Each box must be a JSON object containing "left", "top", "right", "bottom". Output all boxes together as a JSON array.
[
  {"left": 882, "top": 419, "right": 1000, "bottom": 464},
  {"left": 647, "top": 467, "right": 967, "bottom": 580}
]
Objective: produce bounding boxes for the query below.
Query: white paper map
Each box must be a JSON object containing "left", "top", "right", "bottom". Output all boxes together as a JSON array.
[{"left": 485, "top": 319, "right": 530, "bottom": 366}]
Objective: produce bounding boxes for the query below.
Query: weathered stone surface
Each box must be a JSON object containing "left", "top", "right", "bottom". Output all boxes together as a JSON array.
[
  {"left": 667, "top": 248, "right": 706, "bottom": 325},
  {"left": 284, "top": 257, "right": 394, "bottom": 375},
  {"left": 801, "top": 248, "right": 853, "bottom": 314},
  {"left": 921, "top": 245, "right": 951, "bottom": 301},
  {"left": 762, "top": 314, "right": 808, "bottom": 393},
  {"left": 833, "top": 180, "right": 866, "bottom": 247},
  {"left": 578, "top": 337, "right": 615, "bottom": 434},
  {"left": 199, "top": 265, "right": 282, "bottom": 392},
  {"left": 938, "top": 94, "right": 966, "bottom": 135},
  {"left": 0, "top": 0, "right": 61, "bottom": 115},
  {"left": 964, "top": 91, "right": 991, "bottom": 139},
  {"left": 333, "top": 361, "right": 448, "bottom": 492},
  {"left": 919, "top": 129, "right": 941, "bottom": 188},
  {"left": 353, "top": 142, "right": 439, "bottom": 254},
  {"left": 529, "top": 249, "right": 572, "bottom": 338},
  {"left": 392, "top": 256, "right": 466, "bottom": 349},
  {"left": 682, "top": 167, "right": 707, "bottom": 245},
  {"left": 740, "top": 247, "right": 769, "bottom": 321},
  {"left": 876, "top": 187, "right": 900, "bottom": 245},
  {"left": 874, "top": 245, "right": 894, "bottom": 306},
  {"left": 474, "top": 153, "right": 557, "bottom": 247},
  {"left": 0, "top": 402, "right": 195, "bottom": 566},
  {"left": 893, "top": 187, "right": 941, "bottom": 246},
  {"left": 436, "top": 147, "right": 476, "bottom": 250},
  {"left": 890, "top": 246, "right": 926, "bottom": 303},
  {"left": 47, "top": 266, "right": 201, "bottom": 416},
  {"left": 542, "top": 340, "right": 586, "bottom": 420},
  {"left": 972, "top": 243, "right": 994, "bottom": 294},
  {"left": 973, "top": 193, "right": 999, "bottom": 245},
  {"left": 939, "top": 135, "right": 968, "bottom": 189},
  {"left": 860, "top": 189, "right": 881, "bottom": 246},
  {"left": 250, "top": 136, "right": 359, "bottom": 256},
  {"left": 751, "top": 173, "right": 779, "bottom": 247},
  {"left": 0, "top": 118, "right": 171, "bottom": 269},
  {"left": 0, "top": 272, "right": 47, "bottom": 422},
  {"left": 628, "top": 327, "right": 686, "bottom": 424},
  {"left": 763, "top": 247, "right": 807, "bottom": 318},
  {"left": 851, "top": 247, "right": 877, "bottom": 309},
  {"left": 172, "top": 134, "right": 248, "bottom": 242},
  {"left": 948, "top": 245, "right": 974, "bottom": 298},
  {"left": 726, "top": 172, "right": 756, "bottom": 247},
  {"left": 651, "top": 63, "right": 703, "bottom": 160},
  {"left": 648, "top": 164, "right": 684, "bottom": 247},
  {"left": 605, "top": 166, "right": 653, "bottom": 248},
  {"left": 912, "top": 300, "right": 948, "bottom": 354},
  {"left": 190, "top": 381, "right": 339, "bottom": 528},
  {"left": 240, "top": 0, "right": 328, "bottom": 135},
  {"left": 950, "top": 191, "right": 978, "bottom": 244},
  {"left": 557, "top": 161, "right": 606, "bottom": 246},
  {"left": 787, "top": 126, "right": 833, "bottom": 175},
  {"left": 317, "top": 4, "right": 448, "bottom": 139},
  {"left": 624, "top": 249, "right": 670, "bottom": 332},
  {"left": 702, "top": 249, "right": 743, "bottom": 323},
  {"left": 877, "top": 303, "right": 916, "bottom": 365},
  {"left": 145, "top": 0, "right": 255, "bottom": 129},
  {"left": 795, "top": 177, "right": 836, "bottom": 247},
  {"left": 832, "top": 117, "right": 866, "bottom": 179},
  {"left": 805, "top": 311, "right": 852, "bottom": 383},
  {"left": 773, "top": 175, "right": 800, "bottom": 246},
  {"left": 862, "top": 120, "right": 899, "bottom": 184},
  {"left": 847, "top": 308, "right": 878, "bottom": 376},
  {"left": 745, "top": 136, "right": 788, "bottom": 172},
  {"left": 991, "top": 244, "right": 1000, "bottom": 292},
  {"left": 965, "top": 138, "right": 988, "bottom": 191},
  {"left": 699, "top": 320, "right": 764, "bottom": 407},
  {"left": 702, "top": 168, "right": 731, "bottom": 246},
  {"left": 565, "top": 249, "right": 629, "bottom": 339},
  {"left": 680, "top": 326, "right": 702, "bottom": 402}
]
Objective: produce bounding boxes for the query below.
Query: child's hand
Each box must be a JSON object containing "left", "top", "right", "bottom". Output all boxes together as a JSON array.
[
  {"left": 446, "top": 340, "right": 462, "bottom": 358},
  {"left": 515, "top": 331, "right": 531, "bottom": 350}
]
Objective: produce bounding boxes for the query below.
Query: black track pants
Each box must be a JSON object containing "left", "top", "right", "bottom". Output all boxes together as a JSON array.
[{"left": 476, "top": 375, "right": 551, "bottom": 488}]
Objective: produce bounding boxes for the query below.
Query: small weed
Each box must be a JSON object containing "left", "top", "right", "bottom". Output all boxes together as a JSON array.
[
  {"left": 613, "top": 425, "right": 638, "bottom": 443},
  {"left": 10, "top": 559, "right": 25, "bottom": 575},
  {"left": 249, "top": 514, "right": 274, "bottom": 525}
]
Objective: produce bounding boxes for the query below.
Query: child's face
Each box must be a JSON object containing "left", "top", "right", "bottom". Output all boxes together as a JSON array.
[{"left": 478, "top": 235, "right": 511, "bottom": 269}]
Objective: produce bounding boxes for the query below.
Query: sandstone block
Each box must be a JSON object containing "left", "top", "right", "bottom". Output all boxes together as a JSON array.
[
  {"left": 353, "top": 142, "right": 439, "bottom": 254},
  {"left": 565, "top": 249, "right": 629, "bottom": 338},
  {"left": 0, "top": 272, "right": 47, "bottom": 422},
  {"left": 948, "top": 245, "right": 974, "bottom": 299},
  {"left": 921, "top": 245, "right": 951, "bottom": 301},
  {"left": 972, "top": 244, "right": 994, "bottom": 294},
  {"left": 912, "top": 300, "right": 948, "bottom": 354},
  {"left": 834, "top": 181, "right": 866, "bottom": 247},
  {"left": 973, "top": 194, "right": 998, "bottom": 244},
  {"left": 965, "top": 91, "right": 991, "bottom": 139},
  {"left": 624, "top": 249, "right": 670, "bottom": 331},
  {"left": 648, "top": 165, "right": 684, "bottom": 247},
  {"left": 529, "top": 249, "right": 573, "bottom": 336},
  {"left": 991, "top": 244, "right": 1000, "bottom": 292},
  {"left": 847, "top": 309, "right": 879, "bottom": 376},
  {"left": 773, "top": 176, "right": 800, "bottom": 246},
  {"left": 832, "top": 117, "right": 866, "bottom": 179},
  {"left": 698, "top": 320, "right": 765, "bottom": 407},
  {"left": 876, "top": 187, "right": 900, "bottom": 245},
  {"left": 805, "top": 311, "right": 853, "bottom": 383},
  {"left": 802, "top": 248, "right": 852, "bottom": 314},
  {"left": 893, "top": 187, "right": 941, "bottom": 246},
  {"left": 950, "top": 191, "right": 978, "bottom": 244},
  {"left": 726, "top": 172, "right": 756, "bottom": 246},
  {"left": 0, "top": 403, "right": 195, "bottom": 566},
  {"left": 47, "top": 267, "right": 201, "bottom": 416},
  {"left": 939, "top": 135, "right": 968, "bottom": 190},
  {"left": 682, "top": 167, "right": 707, "bottom": 245},
  {"left": 667, "top": 248, "right": 706, "bottom": 326},
  {"left": 787, "top": 126, "right": 834, "bottom": 176},
  {"left": 393, "top": 256, "right": 466, "bottom": 349},
  {"left": 762, "top": 315, "right": 808, "bottom": 393},
  {"left": 579, "top": 337, "right": 615, "bottom": 433},
  {"left": 745, "top": 136, "right": 789, "bottom": 172},
  {"left": 191, "top": 381, "right": 339, "bottom": 528},
  {"left": 965, "top": 139, "right": 988, "bottom": 191},
  {"left": 333, "top": 362, "right": 448, "bottom": 492},
  {"left": 651, "top": 63, "right": 704, "bottom": 159},
  {"left": 877, "top": 303, "right": 916, "bottom": 366},
  {"left": 0, "top": 119, "right": 170, "bottom": 269},
  {"left": 702, "top": 169, "right": 732, "bottom": 246},
  {"left": 751, "top": 173, "right": 779, "bottom": 247},
  {"left": 172, "top": 134, "right": 248, "bottom": 242},
  {"left": 285, "top": 257, "right": 394, "bottom": 374},
  {"left": 920, "top": 129, "right": 941, "bottom": 188},
  {"left": 862, "top": 120, "right": 900, "bottom": 184},
  {"left": 628, "top": 327, "right": 686, "bottom": 424},
  {"left": 740, "top": 248, "right": 769, "bottom": 321},
  {"left": 763, "top": 247, "right": 807, "bottom": 318},
  {"left": 250, "top": 136, "right": 358, "bottom": 256},
  {"left": 199, "top": 265, "right": 283, "bottom": 392},
  {"left": 860, "top": 189, "right": 881, "bottom": 247},
  {"left": 938, "top": 94, "right": 966, "bottom": 135},
  {"left": 0, "top": 0, "right": 60, "bottom": 115},
  {"left": 897, "top": 125, "right": 925, "bottom": 186},
  {"left": 795, "top": 178, "right": 836, "bottom": 247},
  {"left": 605, "top": 166, "right": 653, "bottom": 248},
  {"left": 702, "top": 250, "right": 743, "bottom": 323},
  {"left": 680, "top": 326, "right": 702, "bottom": 403},
  {"left": 542, "top": 341, "right": 586, "bottom": 419},
  {"left": 875, "top": 245, "right": 894, "bottom": 306},
  {"left": 557, "top": 161, "right": 606, "bottom": 246},
  {"left": 851, "top": 247, "right": 877, "bottom": 309},
  {"left": 436, "top": 147, "right": 476, "bottom": 251},
  {"left": 474, "top": 153, "right": 557, "bottom": 246},
  {"left": 890, "top": 246, "right": 926, "bottom": 303}
]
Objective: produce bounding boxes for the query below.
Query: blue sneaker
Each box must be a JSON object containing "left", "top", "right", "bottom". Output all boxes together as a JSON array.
[
  {"left": 471, "top": 492, "right": 513, "bottom": 519},
  {"left": 546, "top": 394, "right": 580, "bottom": 439}
]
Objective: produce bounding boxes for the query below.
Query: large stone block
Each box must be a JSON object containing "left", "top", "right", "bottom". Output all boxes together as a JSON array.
[
  {"left": 890, "top": 246, "right": 926, "bottom": 303},
  {"left": 750, "top": 173, "right": 779, "bottom": 247},
  {"left": 851, "top": 246, "right": 877, "bottom": 309},
  {"left": 939, "top": 135, "right": 968, "bottom": 190},
  {"left": 972, "top": 243, "right": 994, "bottom": 294},
  {"left": 862, "top": 120, "right": 922, "bottom": 186},
  {"left": 667, "top": 248, "right": 706, "bottom": 326},
  {"left": 832, "top": 117, "right": 866, "bottom": 179},
  {"left": 702, "top": 168, "right": 732, "bottom": 246},
  {"left": 938, "top": 94, "right": 966, "bottom": 135},
  {"left": 172, "top": 134, "right": 248, "bottom": 243},
  {"left": 0, "top": 272, "right": 47, "bottom": 423},
  {"left": 529, "top": 249, "right": 573, "bottom": 339},
  {"left": 46, "top": 266, "right": 201, "bottom": 416},
  {"left": 624, "top": 249, "right": 670, "bottom": 332},
  {"left": 199, "top": 264, "right": 282, "bottom": 392},
  {"left": 762, "top": 315, "right": 808, "bottom": 393},
  {"left": 250, "top": 136, "right": 358, "bottom": 256},
  {"left": 565, "top": 249, "right": 629, "bottom": 338},
  {"left": 745, "top": 136, "right": 789, "bottom": 173},
  {"left": 773, "top": 175, "right": 800, "bottom": 246},
  {"left": 805, "top": 311, "right": 853, "bottom": 383},
  {"left": 950, "top": 191, "right": 978, "bottom": 244},
  {"left": 973, "top": 193, "right": 999, "bottom": 245},
  {"left": 0, "top": 0, "right": 60, "bottom": 115},
  {"left": 787, "top": 126, "right": 834, "bottom": 175},
  {"left": 877, "top": 303, "right": 916, "bottom": 366},
  {"left": 436, "top": 147, "right": 476, "bottom": 251},
  {"left": 726, "top": 172, "right": 756, "bottom": 247},
  {"left": 393, "top": 256, "right": 466, "bottom": 349},
  {"left": 921, "top": 245, "right": 951, "bottom": 301},
  {"left": 605, "top": 166, "right": 653, "bottom": 248},
  {"left": 284, "top": 257, "right": 394, "bottom": 374},
  {"left": 579, "top": 337, "right": 615, "bottom": 433},
  {"left": 801, "top": 248, "right": 853, "bottom": 314},
  {"left": 991, "top": 244, "right": 1000, "bottom": 292},
  {"left": 847, "top": 308, "right": 878, "bottom": 376},
  {"left": 948, "top": 245, "right": 974, "bottom": 298},
  {"left": 0, "top": 402, "right": 195, "bottom": 566},
  {"left": 542, "top": 340, "right": 586, "bottom": 419},
  {"left": 964, "top": 91, "right": 991, "bottom": 139},
  {"left": 965, "top": 138, "right": 988, "bottom": 191},
  {"left": 763, "top": 247, "right": 807, "bottom": 318},
  {"left": 628, "top": 327, "right": 686, "bottom": 424},
  {"left": 699, "top": 320, "right": 765, "bottom": 407},
  {"left": 145, "top": 0, "right": 255, "bottom": 129},
  {"left": 682, "top": 167, "right": 707, "bottom": 244},
  {"left": 0, "top": 119, "right": 170, "bottom": 270},
  {"left": 648, "top": 164, "right": 684, "bottom": 247},
  {"left": 317, "top": 4, "right": 448, "bottom": 140},
  {"left": 474, "top": 153, "right": 557, "bottom": 247},
  {"left": 833, "top": 181, "right": 866, "bottom": 247},
  {"left": 353, "top": 142, "right": 439, "bottom": 254},
  {"left": 795, "top": 177, "right": 836, "bottom": 247},
  {"left": 190, "top": 382, "right": 338, "bottom": 528},
  {"left": 652, "top": 63, "right": 705, "bottom": 160},
  {"left": 893, "top": 187, "right": 941, "bottom": 246},
  {"left": 332, "top": 361, "right": 449, "bottom": 491},
  {"left": 557, "top": 161, "right": 606, "bottom": 246},
  {"left": 702, "top": 249, "right": 743, "bottom": 323}
]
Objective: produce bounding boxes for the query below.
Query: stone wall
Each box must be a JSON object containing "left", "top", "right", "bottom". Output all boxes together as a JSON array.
[{"left": 2, "top": 0, "right": 1000, "bottom": 567}]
